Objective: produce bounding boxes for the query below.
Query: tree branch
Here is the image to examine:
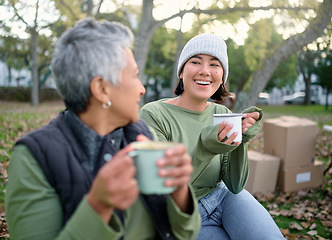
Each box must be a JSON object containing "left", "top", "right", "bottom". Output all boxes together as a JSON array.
[
  {"left": 10, "top": 2, "right": 30, "bottom": 27},
  {"left": 57, "top": 0, "right": 80, "bottom": 21},
  {"left": 95, "top": 0, "right": 104, "bottom": 19},
  {"left": 234, "top": 0, "right": 332, "bottom": 111},
  {"left": 155, "top": 5, "right": 313, "bottom": 28}
]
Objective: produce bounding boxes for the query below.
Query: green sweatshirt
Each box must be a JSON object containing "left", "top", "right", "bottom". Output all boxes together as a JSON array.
[
  {"left": 139, "top": 100, "right": 263, "bottom": 199},
  {"left": 5, "top": 145, "right": 201, "bottom": 240}
]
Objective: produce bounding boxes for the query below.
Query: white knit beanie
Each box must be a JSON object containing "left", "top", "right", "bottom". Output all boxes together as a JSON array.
[{"left": 177, "top": 33, "right": 228, "bottom": 84}]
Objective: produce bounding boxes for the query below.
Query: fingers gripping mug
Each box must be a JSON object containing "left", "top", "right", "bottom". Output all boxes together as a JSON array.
[
  {"left": 213, "top": 113, "right": 243, "bottom": 142},
  {"left": 129, "top": 141, "right": 177, "bottom": 195}
]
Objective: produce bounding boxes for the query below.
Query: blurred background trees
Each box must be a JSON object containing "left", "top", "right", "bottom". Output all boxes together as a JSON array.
[{"left": 0, "top": 0, "right": 331, "bottom": 110}]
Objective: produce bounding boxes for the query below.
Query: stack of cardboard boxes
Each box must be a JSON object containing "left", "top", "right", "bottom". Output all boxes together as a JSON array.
[{"left": 245, "top": 116, "right": 324, "bottom": 194}]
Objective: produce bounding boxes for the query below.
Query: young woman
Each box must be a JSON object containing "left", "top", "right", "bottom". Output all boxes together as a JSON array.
[
  {"left": 140, "top": 33, "right": 285, "bottom": 239},
  {"left": 5, "top": 19, "right": 201, "bottom": 240}
]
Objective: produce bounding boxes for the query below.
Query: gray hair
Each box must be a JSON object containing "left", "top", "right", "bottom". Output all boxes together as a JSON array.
[{"left": 51, "top": 18, "right": 134, "bottom": 113}]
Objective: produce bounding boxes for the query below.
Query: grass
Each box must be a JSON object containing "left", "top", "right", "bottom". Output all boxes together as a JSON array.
[
  {"left": 0, "top": 100, "right": 65, "bottom": 235},
  {"left": 260, "top": 104, "right": 332, "bottom": 127},
  {"left": 0, "top": 101, "right": 331, "bottom": 239}
]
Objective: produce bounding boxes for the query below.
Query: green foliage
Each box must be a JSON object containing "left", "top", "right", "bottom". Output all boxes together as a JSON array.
[
  {"left": 35, "top": 35, "right": 54, "bottom": 86},
  {"left": 48, "top": 18, "right": 74, "bottom": 41},
  {"left": 226, "top": 39, "right": 252, "bottom": 93},
  {"left": 0, "top": 36, "right": 29, "bottom": 70},
  {"left": 0, "top": 35, "right": 29, "bottom": 85},
  {"left": 207, "top": 0, "right": 253, "bottom": 26},
  {"left": 266, "top": 53, "right": 297, "bottom": 91},
  {"left": 244, "top": 19, "right": 275, "bottom": 71},
  {"left": 98, "top": 9, "right": 134, "bottom": 28},
  {"left": 314, "top": 43, "right": 332, "bottom": 93},
  {"left": 297, "top": 48, "right": 318, "bottom": 76},
  {"left": 144, "top": 27, "right": 178, "bottom": 99},
  {"left": 0, "top": 28, "right": 56, "bottom": 87},
  {"left": 244, "top": 18, "right": 298, "bottom": 91},
  {"left": 53, "top": 0, "right": 86, "bottom": 23}
]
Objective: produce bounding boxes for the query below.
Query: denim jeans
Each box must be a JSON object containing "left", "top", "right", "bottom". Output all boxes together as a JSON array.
[{"left": 196, "top": 182, "right": 285, "bottom": 240}]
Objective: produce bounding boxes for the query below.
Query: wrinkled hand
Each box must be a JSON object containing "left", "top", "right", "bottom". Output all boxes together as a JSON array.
[
  {"left": 157, "top": 144, "right": 193, "bottom": 213},
  {"left": 157, "top": 144, "right": 192, "bottom": 190},
  {"left": 87, "top": 144, "right": 139, "bottom": 222},
  {"left": 136, "top": 134, "right": 150, "bottom": 142},
  {"left": 241, "top": 112, "right": 259, "bottom": 133}
]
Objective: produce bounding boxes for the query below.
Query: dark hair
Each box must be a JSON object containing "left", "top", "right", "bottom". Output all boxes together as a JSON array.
[{"left": 174, "top": 78, "right": 230, "bottom": 101}]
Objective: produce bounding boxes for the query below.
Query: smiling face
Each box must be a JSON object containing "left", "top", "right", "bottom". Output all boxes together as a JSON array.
[
  {"left": 108, "top": 48, "right": 146, "bottom": 125},
  {"left": 180, "top": 54, "right": 224, "bottom": 102}
]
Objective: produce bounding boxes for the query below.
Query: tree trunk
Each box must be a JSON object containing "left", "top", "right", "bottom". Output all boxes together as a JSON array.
[
  {"left": 170, "top": 17, "right": 184, "bottom": 96},
  {"left": 325, "top": 89, "right": 330, "bottom": 110},
  {"left": 234, "top": 0, "right": 332, "bottom": 112},
  {"left": 133, "top": 1, "right": 320, "bottom": 105},
  {"left": 134, "top": 0, "right": 158, "bottom": 84},
  {"left": 7, "top": 66, "right": 12, "bottom": 86},
  {"left": 86, "top": 0, "right": 93, "bottom": 17},
  {"left": 30, "top": 26, "right": 39, "bottom": 106},
  {"left": 304, "top": 74, "right": 311, "bottom": 105}
]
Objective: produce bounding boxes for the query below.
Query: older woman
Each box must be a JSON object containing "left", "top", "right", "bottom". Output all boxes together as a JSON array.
[
  {"left": 5, "top": 19, "right": 200, "bottom": 240},
  {"left": 140, "top": 33, "right": 285, "bottom": 239}
]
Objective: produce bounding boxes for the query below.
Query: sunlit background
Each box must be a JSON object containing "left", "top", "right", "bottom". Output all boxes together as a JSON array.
[{"left": 0, "top": 0, "right": 331, "bottom": 110}]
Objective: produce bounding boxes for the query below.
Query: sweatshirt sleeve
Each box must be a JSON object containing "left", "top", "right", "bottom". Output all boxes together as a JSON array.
[
  {"left": 220, "top": 142, "right": 249, "bottom": 194},
  {"left": 167, "top": 185, "right": 201, "bottom": 240},
  {"left": 5, "top": 145, "right": 124, "bottom": 240},
  {"left": 219, "top": 106, "right": 263, "bottom": 193},
  {"left": 191, "top": 124, "right": 250, "bottom": 194},
  {"left": 241, "top": 106, "right": 263, "bottom": 143}
]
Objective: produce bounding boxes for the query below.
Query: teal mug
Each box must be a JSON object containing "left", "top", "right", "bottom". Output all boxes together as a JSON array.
[{"left": 129, "top": 141, "right": 177, "bottom": 195}]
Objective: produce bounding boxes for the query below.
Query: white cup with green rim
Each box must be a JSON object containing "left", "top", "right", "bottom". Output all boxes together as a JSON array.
[
  {"left": 129, "top": 141, "right": 177, "bottom": 195},
  {"left": 213, "top": 113, "right": 243, "bottom": 142}
]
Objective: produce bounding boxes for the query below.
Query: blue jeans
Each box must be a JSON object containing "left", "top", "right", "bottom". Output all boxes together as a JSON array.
[{"left": 196, "top": 182, "right": 285, "bottom": 240}]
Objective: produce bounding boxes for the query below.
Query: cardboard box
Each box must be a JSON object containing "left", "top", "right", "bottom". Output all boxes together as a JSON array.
[
  {"left": 263, "top": 116, "right": 319, "bottom": 169},
  {"left": 277, "top": 160, "right": 324, "bottom": 192},
  {"left": 245, "top": 151, "right": 281, "bottom": 194}
]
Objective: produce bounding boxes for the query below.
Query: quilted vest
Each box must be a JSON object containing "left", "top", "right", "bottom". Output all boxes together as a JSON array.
[{"left": 16, "top": 111, "right": 173, "bottom": 240}]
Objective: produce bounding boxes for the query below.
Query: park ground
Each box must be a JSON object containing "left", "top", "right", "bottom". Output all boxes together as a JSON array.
[{"left": 0, "top": 101, "right": 331, "bottom": 239}]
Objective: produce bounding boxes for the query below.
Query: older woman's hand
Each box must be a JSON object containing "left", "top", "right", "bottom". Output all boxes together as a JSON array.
[
  {"left": 157, "top": 144, "right": 194, "bottom": 214},
  {"left": 87, "top": 144, "right": 139, "bottom": 222},
  {"left": 241, "top": 112, "right": 259, "bottom": 133}
]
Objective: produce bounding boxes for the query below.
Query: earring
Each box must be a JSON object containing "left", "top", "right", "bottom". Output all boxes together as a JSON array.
[{"left": 102, "top": 101, "right": 112, "bottom": 109}]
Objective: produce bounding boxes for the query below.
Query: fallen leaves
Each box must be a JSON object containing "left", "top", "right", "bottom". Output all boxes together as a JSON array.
[
  {"left": 254, "top": 169, "right": 332, "bottom": 239},
  {"left": 0, "top": 210, "right": 9, "bottom": 238},
  {"left": 322, "top": 221, "right": 332, "bottom": 227},
  {"left": 0, "top": 102, "right": 331, "bottom": 240},
  {"left": 0, "top": 101, "right": 65, "bottom": 239},
  {"left": 250, "top": 128, "right": 332, "bottom": 240},
  {"left": 290, "top": 222, "right": 304, "bottom": 231},
  {"left": 307, "top": 230, "right": 318, "bottom": 236}
]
